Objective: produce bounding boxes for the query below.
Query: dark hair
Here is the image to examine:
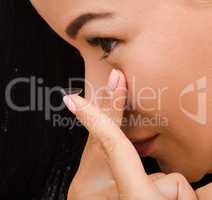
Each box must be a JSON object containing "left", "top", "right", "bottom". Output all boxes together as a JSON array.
[{"left": 0, "top": 1, "right": 87, "bottom": 199}]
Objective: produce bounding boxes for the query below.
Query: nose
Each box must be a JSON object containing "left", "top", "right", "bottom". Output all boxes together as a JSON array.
[{"left": 84, "top": 58, "right": 120, "bottom": 101}]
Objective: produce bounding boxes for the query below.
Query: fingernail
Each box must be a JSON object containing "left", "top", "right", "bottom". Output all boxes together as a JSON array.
[
  {"left": 60, "top": 87, "right": 83, "bottom": 97},
  {"left": 107, "top": 69, "right": 120, "bottom": 91},
  {"left": 63, "top": 95, "right": 77, "bottom": 114}
]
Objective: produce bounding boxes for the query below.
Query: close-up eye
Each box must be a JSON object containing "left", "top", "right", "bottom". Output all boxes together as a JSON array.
[{"left": 86, "top": 37, "right": 121, "bottom": 59}]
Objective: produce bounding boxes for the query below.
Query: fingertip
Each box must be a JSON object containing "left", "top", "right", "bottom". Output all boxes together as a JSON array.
[
  {"left": 107, "top": 69, "right": 120, "bottom": 91},
  {"left": 63, "top": 95, "right": 77, "bottom": 114},
  {"left": 115, "top": 69, "right": 128, "bottom": 89},
  {"left": 67, "top": 94, "right": 92, "bottom": 114}
]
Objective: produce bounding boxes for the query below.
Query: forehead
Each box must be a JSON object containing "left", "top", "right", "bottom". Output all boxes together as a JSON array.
[
  {"left": 31, "top": 0, "right": 152, "bottom": 42},
  {"left": 31, "top": 0, "right": 154, "bottom": 25},
  {"left": 31, "top": 1, "right": 114, "bottom": 33},
  {"left": 32, "top": 0, "right": 122, "bottom": 20},
  {"left": 31, "top": 0, "right": 205, "bottom": 30}
]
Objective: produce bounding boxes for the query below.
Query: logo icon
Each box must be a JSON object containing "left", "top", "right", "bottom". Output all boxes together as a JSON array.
[{"left": 179, "top": 77, "right": 207, "bottom": 125}]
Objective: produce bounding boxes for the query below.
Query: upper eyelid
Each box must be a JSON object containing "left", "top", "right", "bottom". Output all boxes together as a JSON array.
[
  {"left": 77, "top": 34, "right": 125, "bottom": 60},
  {"left": 86, "top": 36, "right": 124, "bottom": 46},
  {"left": 87, "top": 38, "right": 121, "bottom": 54},
  {"left": 80, "top": 27, "right": 126, "bottom": 41},
  {"left": 85, "top": 34, "right": 125, "bottom": 41},
  {"left": 86, "top": 37, "right": 121, "bottom": 59}
]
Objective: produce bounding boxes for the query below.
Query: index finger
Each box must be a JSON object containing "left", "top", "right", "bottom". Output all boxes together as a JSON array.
[{"left": 63, "top": 94, "right": 158, "bottom": 199}]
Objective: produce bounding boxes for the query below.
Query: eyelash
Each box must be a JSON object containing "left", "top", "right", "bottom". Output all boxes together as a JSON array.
[{"left": 86, "top": 37, "right": 120, "bottom": 59}]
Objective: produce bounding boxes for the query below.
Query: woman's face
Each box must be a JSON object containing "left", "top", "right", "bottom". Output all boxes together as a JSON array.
[{"left": 31, "top": 0, "right": 212, "bottom": 181}]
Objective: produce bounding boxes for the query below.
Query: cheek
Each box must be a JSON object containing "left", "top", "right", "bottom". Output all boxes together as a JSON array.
[{"left": 117, "top": 20, "right": 212, "bottom": 128}]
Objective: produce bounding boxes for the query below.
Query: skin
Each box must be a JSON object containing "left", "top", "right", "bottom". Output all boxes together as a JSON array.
[
  {"left": 30, "top": 0, "right": 212, "bottom": 198},
  {"left": 63, "top": 74, "right": 211, "bottom": 199}
]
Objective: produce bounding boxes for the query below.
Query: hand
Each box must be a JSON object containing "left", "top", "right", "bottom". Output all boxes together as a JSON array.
[
  {"left": 64, "top": 69, "right": 198, "bottom": 200},
  {"left": 66, "top": 69, "right": 127, "bottom": 200}
]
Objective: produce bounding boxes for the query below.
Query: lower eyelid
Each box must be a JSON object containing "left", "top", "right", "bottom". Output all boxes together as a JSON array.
[
  {"left": 104, "top": 44, "right": 123, "bottom": 61},
  {"left": 84, "top": 37, "right": 125, "bottom": 60},
  {"left": 102, "top": 41, "right": 122, "bottom": 59}
]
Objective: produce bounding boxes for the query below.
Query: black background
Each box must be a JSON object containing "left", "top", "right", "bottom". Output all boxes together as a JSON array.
[
  {"left": 0, "top": 1, "right": 211, "bottom": 199},
  {"left": 0, "top": 1, "right": 87, "bottom": 199}
]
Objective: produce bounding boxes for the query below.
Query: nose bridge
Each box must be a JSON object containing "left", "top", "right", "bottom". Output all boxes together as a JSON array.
[{"left": 84, "top": 59, "right": 112, "bottom": 101}]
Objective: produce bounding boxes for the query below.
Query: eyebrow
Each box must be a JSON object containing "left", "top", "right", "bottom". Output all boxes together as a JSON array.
[{"left": 66, "top": 12, "right": 114, "bottom": 39}]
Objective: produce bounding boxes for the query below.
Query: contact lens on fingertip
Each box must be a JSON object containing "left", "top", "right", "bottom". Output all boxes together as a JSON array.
[{"left": 60, "top": 87, "right": 83, "bottom": 97}]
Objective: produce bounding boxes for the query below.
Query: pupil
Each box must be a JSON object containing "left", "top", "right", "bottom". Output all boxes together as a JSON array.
[{"left": 101, "top": 39, "right": 115, "bottom": 53}]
